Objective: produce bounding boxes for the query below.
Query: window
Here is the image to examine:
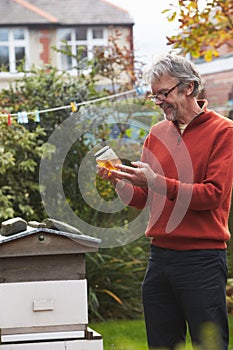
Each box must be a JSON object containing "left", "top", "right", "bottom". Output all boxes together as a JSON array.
[
  {"left": 57, "top": 27, "right": 107, "bottom": 71},
  {"left": 0, "top": 28, "right": 29, "bottom": 73}
]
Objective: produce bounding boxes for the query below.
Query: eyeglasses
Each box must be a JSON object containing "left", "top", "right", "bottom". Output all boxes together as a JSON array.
[{"left": 148, "top": 82, "right": 182, "bottom": 103}]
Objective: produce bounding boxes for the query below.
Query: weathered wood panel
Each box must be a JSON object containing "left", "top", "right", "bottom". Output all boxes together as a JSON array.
[
  {"left": 0, "top": 254, "right": 85, "bottom": 282},
  {"left": 0, "top": 232, "right": 98, "bottom": 257}
]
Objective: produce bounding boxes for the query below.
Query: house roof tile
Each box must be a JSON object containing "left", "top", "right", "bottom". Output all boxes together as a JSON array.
[{"left": 0, "top": 0, "right": 134, "bottom": 26}]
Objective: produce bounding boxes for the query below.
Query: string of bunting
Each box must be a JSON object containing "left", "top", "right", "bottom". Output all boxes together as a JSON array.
[{"left": 0, "top": 88, "right": 144, "bottom": 126}]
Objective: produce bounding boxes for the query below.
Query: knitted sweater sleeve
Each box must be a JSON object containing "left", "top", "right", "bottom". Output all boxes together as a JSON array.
[
  {"left": 115, "top": 182, "right": 148, "bottom": 210},
  {"left": 152, "top": 125, "right": 233, "bottom": 210}
]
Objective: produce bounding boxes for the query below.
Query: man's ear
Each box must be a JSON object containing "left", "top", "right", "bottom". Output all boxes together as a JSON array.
[{"left": 187, "top": 82, "right": 195, "bottom": 96}]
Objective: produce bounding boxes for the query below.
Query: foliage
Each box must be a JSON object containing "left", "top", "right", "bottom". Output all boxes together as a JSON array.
[
  {"left": 227, "top": 279, "right": 233, "bottom": 314},
  {"left": 0, "top": 65, "right": 99, "bottom": 222},
  {"left": 0, "top": 38, "right": 152, "bottom": 323},
  {"left": 0, "top": 31, "right": 153, "bottom": 324},
  {"left": 0, "top": 120, "right": 45, "bottom": 220},
  {"left": 163, "top": 0, "right": 233, "bottom": 61},
  {"left": 87, "top": 236, "right": 150, "bottom": 321},
  {"left": 92, "top": 29, "right": 136, "bottom": 93},
  {"left": 0, "top": 30, "right": 150, "bottom": 224},
  {"left": 3, "top": 24, "right": 232, "bottom": 328},
  {"left": 54, "top": 28, "right": 141, "bottom": 95},
  {"left": 0, "top": 64, "right": 98, "bottom": 138}
]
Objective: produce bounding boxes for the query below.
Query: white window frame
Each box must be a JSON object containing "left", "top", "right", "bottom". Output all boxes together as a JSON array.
[
  {"left": 0, "top": 27, "right": 29, "bottom": 74},
  {"left": 57, "top": 26, "right": 108, "bottom": 71}
]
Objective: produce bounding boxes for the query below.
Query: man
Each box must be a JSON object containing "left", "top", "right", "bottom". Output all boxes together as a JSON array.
[{"left": 97, "top": 53, "right": 233, "bottom": 349}]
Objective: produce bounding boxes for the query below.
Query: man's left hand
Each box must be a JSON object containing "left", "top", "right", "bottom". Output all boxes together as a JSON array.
[{"left": 111, "top": 161, "right": 157, "bottom": 188}]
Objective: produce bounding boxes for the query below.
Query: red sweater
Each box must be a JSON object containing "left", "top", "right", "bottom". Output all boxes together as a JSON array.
[{"left": 118, "top": 100, "right": 233, "bottom": 250}]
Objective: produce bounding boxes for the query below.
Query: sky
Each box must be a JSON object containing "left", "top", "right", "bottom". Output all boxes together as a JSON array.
[{"left": 107, "top": 0, "right": 179, "bottom": 63}]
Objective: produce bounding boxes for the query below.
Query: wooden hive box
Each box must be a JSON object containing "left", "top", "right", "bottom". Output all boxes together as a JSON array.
[{"left": 0, "top": 227, "right": 101, "bottom": 338}]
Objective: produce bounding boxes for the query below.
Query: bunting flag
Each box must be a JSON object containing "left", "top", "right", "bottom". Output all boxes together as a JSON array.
[
  {"left": 22, "top": 111, "right": 28, "bottom": 123},
  {"left": 70, "top": 101, "right": 78, "bottom": 113},
  {"left": 135, "top": 86, "right": 146, "bottom": 95},
  {"left": 17, "top": 111, "right": 29, "bottom": 124},
  {"left": 17, "top": 112, "right": 23, "bottom": 123},
  {"left": 34, "top": 110, "right": 40, "bottom": 123},
  {"left": 7, "top": 113, "right": 11, "bottom": 126}
]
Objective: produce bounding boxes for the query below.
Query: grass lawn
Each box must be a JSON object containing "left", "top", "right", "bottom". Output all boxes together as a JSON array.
[{"left": 90, "top": 314, "right": 233, "bottom": 350}]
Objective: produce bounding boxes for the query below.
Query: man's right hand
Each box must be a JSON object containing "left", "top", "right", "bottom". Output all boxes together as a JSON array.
[{"left": 96, "top": 165, "right": 118, "bottom": 187}]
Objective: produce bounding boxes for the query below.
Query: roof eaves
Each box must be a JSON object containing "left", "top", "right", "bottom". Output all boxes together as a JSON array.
[
  {"left": 197, "top": 56, "right": 233, "bottom": 75},
  {"left": 0, "top": 227, "right": 101, "bottom": 247}
]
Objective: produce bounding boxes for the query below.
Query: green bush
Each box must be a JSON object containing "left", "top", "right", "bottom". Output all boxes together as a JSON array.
[{"left": 87, "top": 236, "right": 150, "bottom": 321}]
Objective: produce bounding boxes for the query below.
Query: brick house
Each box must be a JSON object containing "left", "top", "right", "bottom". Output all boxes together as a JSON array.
[
  {"left": 0, "top": 0, "right": 134, "bottom": 89},
  {"left": 196, "top": 44, "right": 233, "bottom": 117}
]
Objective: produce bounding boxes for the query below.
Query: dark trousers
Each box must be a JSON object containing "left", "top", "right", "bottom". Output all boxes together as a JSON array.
[{"left": 142, "top": 245, "right": 229, "bottom": 350}]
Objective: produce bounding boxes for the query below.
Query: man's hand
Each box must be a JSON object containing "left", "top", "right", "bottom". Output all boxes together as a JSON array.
[
  {"left": 96, "top": 165, "right": 118, "bottom": 187},
  {"left": 110, "top": 161, "right": 157, "bottom": 188}
]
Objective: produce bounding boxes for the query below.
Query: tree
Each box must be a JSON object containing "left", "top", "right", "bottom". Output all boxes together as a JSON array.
[
  {"left": 92, "top": 29, "right": 136, "bottom": 94},
  {"left": 163, "top": 0, "right": 233, "bottom": 61},
  {"left": 0, "top": 62, "right": 102, "bottom": 221},
  {"left": 0, "top": 120, "right": 45, "bottom": 220}
]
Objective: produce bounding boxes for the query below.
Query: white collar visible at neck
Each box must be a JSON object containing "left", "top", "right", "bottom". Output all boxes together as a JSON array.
[
  {"left": 177, "top": 122, "right": 187, "bottom": 134},
  {"left": 177, "top": 108, "right": 205, "bottom": 134}
]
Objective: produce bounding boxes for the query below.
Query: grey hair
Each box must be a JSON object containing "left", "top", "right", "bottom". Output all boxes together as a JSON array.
[{"left": 143, "top": 52, "right": 203, "bottom": 97}]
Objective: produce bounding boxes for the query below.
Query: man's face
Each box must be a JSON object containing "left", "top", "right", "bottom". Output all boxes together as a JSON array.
[{"left": 151, "top": 75, "right": 183, "bottom": 122}]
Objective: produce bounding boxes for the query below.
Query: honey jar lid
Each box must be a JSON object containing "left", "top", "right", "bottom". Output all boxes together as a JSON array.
[{"left": 94, "top": 146, "right": 110, "bottom": 158}]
